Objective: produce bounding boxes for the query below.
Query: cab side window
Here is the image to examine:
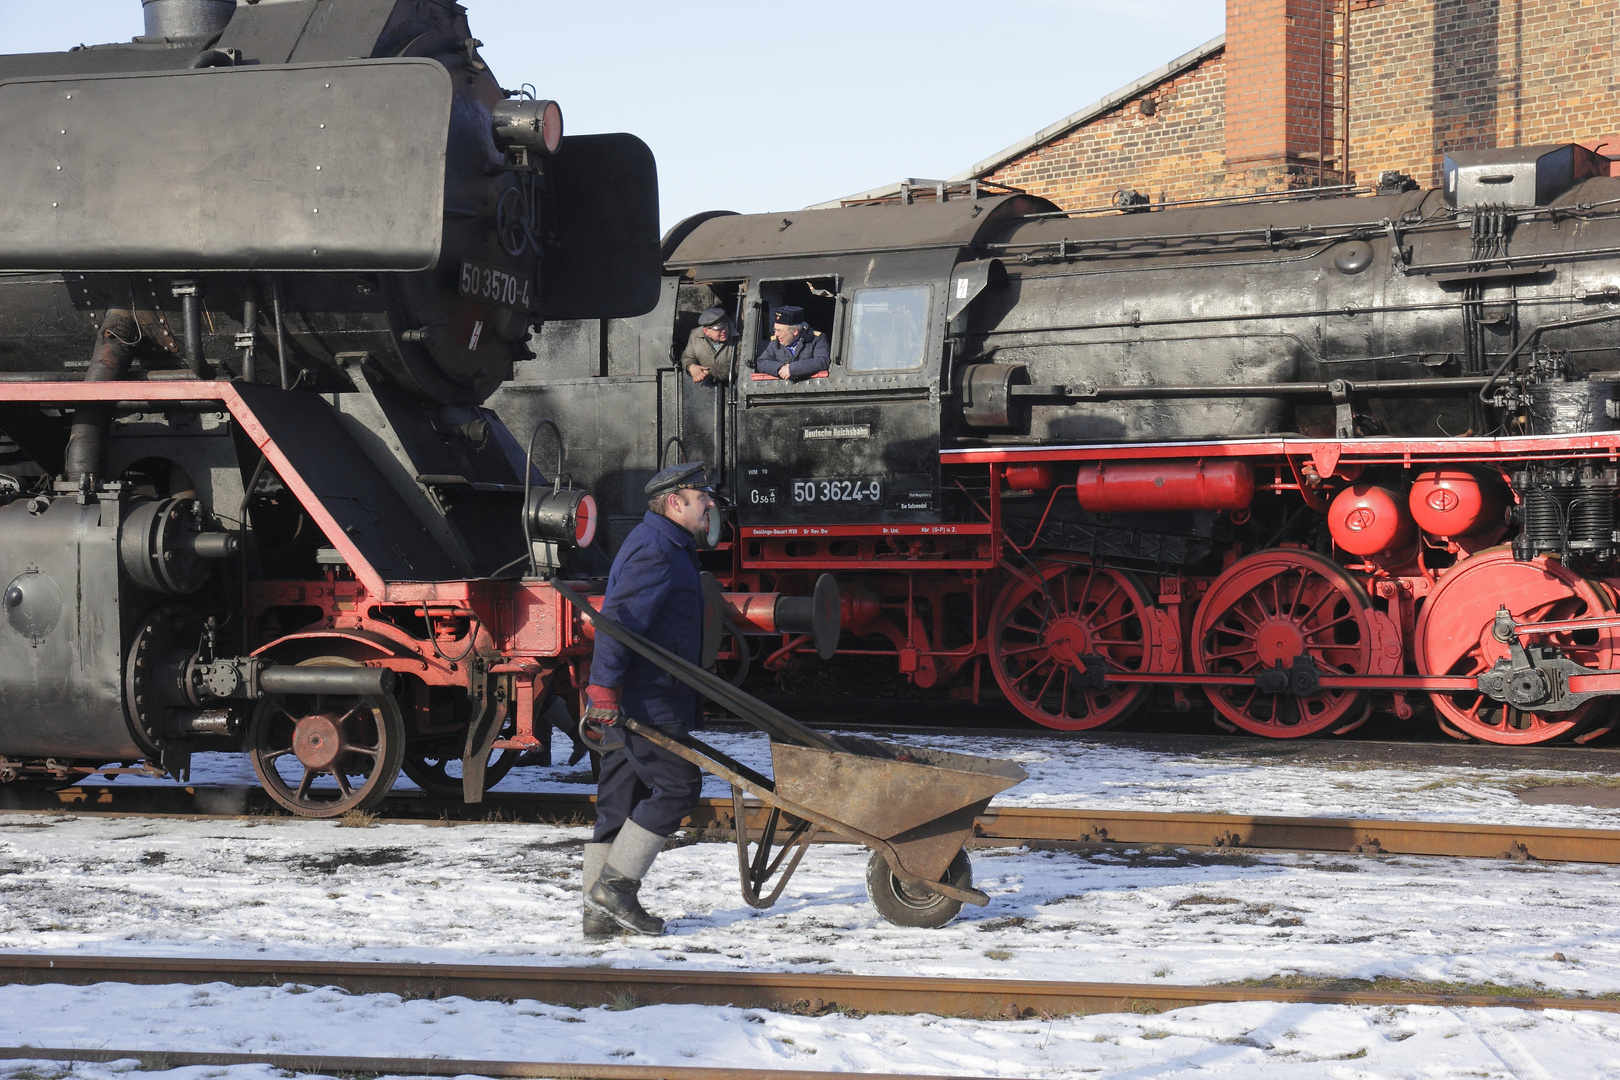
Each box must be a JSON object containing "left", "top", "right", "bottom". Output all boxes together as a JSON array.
[{"left": 846, "top": 286, "right": 930, "bottom": 373}]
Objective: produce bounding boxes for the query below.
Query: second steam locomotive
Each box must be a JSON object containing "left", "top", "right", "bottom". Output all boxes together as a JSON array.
[{"left": 505, "top": 143, "right": 1620, "bottom": 746}]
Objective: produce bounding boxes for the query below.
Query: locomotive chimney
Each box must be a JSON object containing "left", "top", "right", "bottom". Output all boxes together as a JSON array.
[{"left": 142, "top": 0, "right": 237, "bottom": 40}]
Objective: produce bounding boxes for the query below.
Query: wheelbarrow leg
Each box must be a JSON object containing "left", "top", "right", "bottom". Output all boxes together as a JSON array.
[{"left": 732, "top": 786, "right": 818, "bottom": 909}]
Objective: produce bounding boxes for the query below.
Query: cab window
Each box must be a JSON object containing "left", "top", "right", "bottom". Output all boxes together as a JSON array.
[{"left": 846, "top": 286, "right": 929, "bottom": 373}]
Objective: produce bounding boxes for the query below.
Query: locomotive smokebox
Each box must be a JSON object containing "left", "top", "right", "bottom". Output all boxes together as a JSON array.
[{"left": 142, "top": 0, "right": 236, "bottom": 40}]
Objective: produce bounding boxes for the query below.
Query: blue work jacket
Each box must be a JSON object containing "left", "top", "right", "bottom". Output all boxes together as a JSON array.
[
  {"left": 755, "top": 328, "right": 830, "bottom": 380},
  {"left": 590, "top": 511, "right": 704, "bottom": 731}
]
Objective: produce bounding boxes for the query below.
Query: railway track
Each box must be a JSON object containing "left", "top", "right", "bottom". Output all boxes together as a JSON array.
[
  {"left": 17, "top": 784, "right": 1620, "bottom": 865},
  {"left": 3, "top": 954, "right": 1617, "bottom": 1021},
  {"left": 0, "top": 1047, "right": 980, "bottom": 1080}
]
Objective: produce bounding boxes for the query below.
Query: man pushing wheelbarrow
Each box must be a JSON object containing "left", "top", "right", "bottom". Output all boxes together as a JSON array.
[{"left": 562, "top": 462, "right": 1027, "bottom": 938}]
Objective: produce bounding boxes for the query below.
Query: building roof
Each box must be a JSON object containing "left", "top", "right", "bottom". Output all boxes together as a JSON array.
[{"left": 809, "top": 32, "right": 1226, "bottom": 210}]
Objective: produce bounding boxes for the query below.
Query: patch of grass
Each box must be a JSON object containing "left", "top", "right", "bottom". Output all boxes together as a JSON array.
[
  {"left": 977, "top": 916, "right": 1028, "bottom": 931},
  {"left": 605, "top": 991, "right": 639, "bottom": 1012},
  {"left": 138, "top": 851, "right": 167, "bottom": 866},
  {"left": 297, "top": 847, "right": 411, "bottom": 873},
  {"left": 336, "top": 809, "right": 377, "bottom": 829},
  {"left": 1141, "top": 1029, "right": 1171, "bottom": 1040},
  {"left": 1224, "top": 974, "right": 1565, "bottom": 998},
  {"left": 1081, "top": 847, "right": 1264, "bottom": 869},
  {"left": 1152, "top": 966, "right": 1172, "bottom": 978},
  {"left": 1513, "top": 774, "right": 1620, "bottom": 790},
  {"left": 984, "top": 949, "right": 1013, "bottom": 961},
  {"left": 1171, "top": 894, "right": 1240, "bottom": 909}
]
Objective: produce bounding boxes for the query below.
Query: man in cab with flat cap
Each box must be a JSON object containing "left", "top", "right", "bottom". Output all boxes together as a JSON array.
[
  {"left": 577, "top": 461, "right": 717, "bottom": 936},
  {"left": 681, "top": 306, "right": 738, "bottom": 384},
  {"left": 754, "top": 304, "right": 830, "bottom": 381}
]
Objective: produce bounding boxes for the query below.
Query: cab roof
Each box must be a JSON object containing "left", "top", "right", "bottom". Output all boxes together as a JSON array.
[{"left": 663, "top": 194, "right": 1059, "bottom": 270}]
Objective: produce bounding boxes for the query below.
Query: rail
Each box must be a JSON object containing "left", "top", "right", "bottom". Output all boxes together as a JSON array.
[
  {"left": 1, "top": 955, "right": 1616, "bottom": 1021},
  {"left": 0, "top": 1048, "right": 976, "bottom": 1080},
  {"left": 20, "top": 787, "right": 1620, "bottom": 864}
]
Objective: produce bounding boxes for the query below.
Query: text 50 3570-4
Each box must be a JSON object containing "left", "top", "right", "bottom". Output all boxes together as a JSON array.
[{"left": 459, "top": 260, "right": 534, "bottom": 311}]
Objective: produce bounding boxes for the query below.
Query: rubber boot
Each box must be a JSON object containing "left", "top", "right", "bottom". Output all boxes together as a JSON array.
[
  {"left": 586, "top": 820, "right": 667, "bottom": 935},
  {"left": 582, "top": 842, "right": 616, "bottom": 938}
]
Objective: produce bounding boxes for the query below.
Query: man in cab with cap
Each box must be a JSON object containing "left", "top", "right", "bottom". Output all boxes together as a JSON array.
[
  {"left": 578, "top": 461, "right": 717, "bottom": 936},
  {"left": 680, "top": 306, "right": 737, "bottom": 384},
  {"left": 754, "top": 304, "right": 830, "bottom": 381}
]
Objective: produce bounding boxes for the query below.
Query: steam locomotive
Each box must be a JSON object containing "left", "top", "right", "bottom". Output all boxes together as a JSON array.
[
  {"left": 499, "top": 143, "right": 1620, "bottom": 745},
  {"left": 0, "top": 0, "right": 862, "bottom": 815}
]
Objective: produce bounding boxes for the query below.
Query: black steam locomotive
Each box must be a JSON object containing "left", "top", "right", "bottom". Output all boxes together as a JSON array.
[
  {"left": 0, "top": 0, "right": 682, "bottom": 812},
  {"left": 499, "top": 143, "right": 1620, "bottom": 745}
]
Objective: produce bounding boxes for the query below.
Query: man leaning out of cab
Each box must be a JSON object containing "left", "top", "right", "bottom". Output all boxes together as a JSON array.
[{"left": 754, "top": 304, "right": 829, "bottom": 381}]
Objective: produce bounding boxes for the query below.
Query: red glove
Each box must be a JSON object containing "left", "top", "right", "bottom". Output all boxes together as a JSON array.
[
  {"left": 581, "top": 685, "right": 626, "bottom": 752},
  {"left": 583, "top": 684, "right": 623, "bottom": 723}
]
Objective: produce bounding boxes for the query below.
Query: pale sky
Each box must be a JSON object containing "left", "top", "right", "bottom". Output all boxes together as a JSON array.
[{"left": 0, "top": 1, "right": 1226, "bottom": 232}]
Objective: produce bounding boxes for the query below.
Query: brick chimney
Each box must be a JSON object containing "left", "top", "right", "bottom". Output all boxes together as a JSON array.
[{"left": 1224, "top": 0, "right": 1341, "bottom": 190}]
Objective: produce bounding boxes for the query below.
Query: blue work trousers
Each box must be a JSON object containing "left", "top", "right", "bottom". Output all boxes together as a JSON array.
[{"left": 592, "top": 727, "right": 704, "bottom": 842}]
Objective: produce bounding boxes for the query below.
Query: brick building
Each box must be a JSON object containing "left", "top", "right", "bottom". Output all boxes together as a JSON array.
[{"left": 827, "top": 0, "right": 1620, "bottom": 210}]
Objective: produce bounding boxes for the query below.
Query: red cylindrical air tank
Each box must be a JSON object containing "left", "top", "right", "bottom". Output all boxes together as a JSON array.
[
  {"left": 1328, "top": 484, "right": 1417, "bottom": 557},
  {"left": 1408, "top": 469, "right": 1505, "bottom": 539},
  {"left": 1073, "top": 460, "right": 1254, "bottom": 513},
  {"left": 1003, "top": 464, "right": 1055, "bottom": 491}
]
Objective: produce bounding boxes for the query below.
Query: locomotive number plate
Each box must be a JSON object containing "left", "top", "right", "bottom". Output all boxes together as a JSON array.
[
  {"left": 791, "top": 477, "right": 884, "bottom": 505},
  {"left": 459, "top": 259, "right": 534, "bottom": 311}
]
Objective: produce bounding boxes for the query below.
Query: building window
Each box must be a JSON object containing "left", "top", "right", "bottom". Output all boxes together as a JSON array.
[{"left": 846, "top": 286, "right": 930, "bottom": 373}]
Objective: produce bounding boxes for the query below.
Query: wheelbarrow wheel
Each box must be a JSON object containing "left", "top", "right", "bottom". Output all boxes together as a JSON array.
[{"left": 865, "top": 848, "right": 971, "bottom": 929}]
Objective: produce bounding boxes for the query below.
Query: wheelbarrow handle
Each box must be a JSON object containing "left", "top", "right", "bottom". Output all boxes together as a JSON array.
[{"left": 552, "top": 580, "right": 845, "bottom": 754}]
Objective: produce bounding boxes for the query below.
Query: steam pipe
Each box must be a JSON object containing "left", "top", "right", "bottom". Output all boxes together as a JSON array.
[
  {"left": 271, "top": 275, "right": 289, "bottom": 390},
  {"left": 240, "top": 281, "right": 257, "bottom": 384},
  {"left": 63, "top": 309, "right": 137, "bottom": 485},
  {"left": 172, "top": 280, "right": 205, "bottom": 377},
  {"left": 259, "top": 666, "right": 396, "bottom": 698}
]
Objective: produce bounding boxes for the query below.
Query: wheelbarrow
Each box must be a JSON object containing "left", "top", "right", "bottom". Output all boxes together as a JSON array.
[{"left": 552, "top": 581, "right": 1028, "bottom": 928}]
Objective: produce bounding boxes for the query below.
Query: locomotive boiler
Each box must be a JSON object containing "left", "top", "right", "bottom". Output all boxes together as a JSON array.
[
  {"left": 0, "top": 0, "right": 686, "bottom": 814},
  {"left": 503, "top": 143, "right": 1620, "bottom": 745}
]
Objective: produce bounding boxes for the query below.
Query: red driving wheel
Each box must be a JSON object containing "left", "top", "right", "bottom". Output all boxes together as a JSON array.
[
  {"left": 989, "top": 559, "right": 1173, "bottom": 730},
  {"left": 1192, "top": 549, "right": 1374, "bottom": 737},
  {"left": 1414, "top": 548, "right": 1617, "bottom": 744}
]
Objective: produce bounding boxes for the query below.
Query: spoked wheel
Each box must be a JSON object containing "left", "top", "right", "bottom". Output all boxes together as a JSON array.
[
  {"left": 1193, "top": 549, "right": 1374, "bottom": 737},
  {"left": 400, "top": 727, "right": 520, "bottom": 798},
  {"left": 864, "top": 848, "right": 971, "bottom": 929},
  {"left": 988, "top": 560, "right": 1171, "bottom": 730},
  {"left": 249, "top": 657, "right": 406, "bottom": 818},
  {"left": 1415, "top": 548, "right": 1618, "bottom": 745}
]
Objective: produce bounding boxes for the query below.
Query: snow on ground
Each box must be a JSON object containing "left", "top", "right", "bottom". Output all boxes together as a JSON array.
[
  {"left": 8, "top": 726, "right": 1620, "bottom": 1075},
  {"left": 4, "top": 987, "right": 1620, "bottom": 1079},
  {"left": 117, "top": 724, "right": 1620, "bottom": 830}
]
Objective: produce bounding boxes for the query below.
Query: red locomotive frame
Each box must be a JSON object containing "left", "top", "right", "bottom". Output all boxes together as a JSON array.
[{"left": 719, "top": 432, "right": 1620, "bottom": 746}]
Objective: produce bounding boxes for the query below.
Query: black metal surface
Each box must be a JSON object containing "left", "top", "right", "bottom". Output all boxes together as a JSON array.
[
  {"left": 0, "top": 61, "right": 450, "bottom": 273},
  {"left": 539, "top": 134, "right": 663, "bottom": 322},
  {"left": 235, "top": 382, "right": 458, "bottom": 582},
  {"left": 0, "top": 497, "right": 137, "bottom": 759},
  {"left": 142, "top": 0, "right": 236, "bottom": 41}
]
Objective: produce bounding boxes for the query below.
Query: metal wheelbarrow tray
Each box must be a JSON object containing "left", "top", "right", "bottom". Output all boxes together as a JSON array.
[{"left": 553, "top": 581, "right": 1027, "bottom": 928}]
